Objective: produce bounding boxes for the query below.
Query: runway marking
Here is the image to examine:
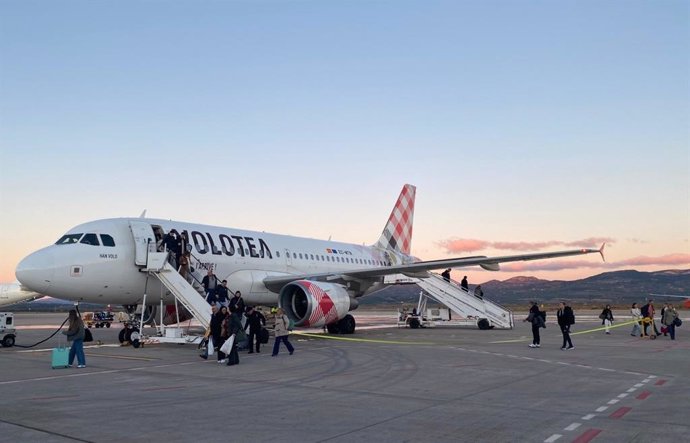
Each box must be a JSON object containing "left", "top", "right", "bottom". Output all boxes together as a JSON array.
[
  {"left": 142, "top": 385, "right": 186, "bottom": 392},
  {"left": 595, "top": 406, "right": 609, "bottom": 412},
  {"left": 634, "top": 383, "right": 644, "bottom": 387},
  {"left": 0, "top": 361, "right": 198, "bottom": 386},
  {"left": 17, "top": 344, "right": 121, "bottom": 353},
  {"left": 564, "top": 422, "right": 581, "bottom": 431},
  {"left": 581, "top": 414, "right": 595, "bottom": 420},
  {"left": 642, "top": 379, "right": 650, "bottom": 383},
  {"left": 636, "top": 391, "right": 651, "bottom": 400},
  {"left": 544, "top": 434, "right": 562, "bottom": 442},
  {"left": 626, "top": 388, "right": 637, "bottom": 393},
  {"left": 30, "top": 394, "right": 80, "bottom": 401},
  {"left": 572, "top": 429, "right": 602, "bottom": 443},
  {"left": 607, "top": 399, "right": 619, "bottom": 405},
  {"left": 617, "top": 393, "right": 629, "bottom": 398},
  {"left": 655, "top": 379, "right": 667, "bottom": 386},
  {"left": 609, "top": 407, "right": 632, "bottom": 419}
]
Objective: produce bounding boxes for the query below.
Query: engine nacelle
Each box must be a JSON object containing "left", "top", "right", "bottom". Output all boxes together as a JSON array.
[{"left": 279, "top": 280, "right": 357, "bottom": 328}]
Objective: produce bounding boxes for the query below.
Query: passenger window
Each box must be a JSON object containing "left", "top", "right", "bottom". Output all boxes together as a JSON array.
[
  {"left": 310, "top": 254, "right": 314, "bottom": 260},
  {"left": 276, "top": 251, "right": 281, "bottom": 258},
  {"left": 299, "top": 253, "right": 303, "bottom": 259},
  {"left": 55, "top": 233, "right": 83, "bottom": 245},
  {"left": 80, "top": 233, "right": 99, "bottom": 246},
  {"left": 100, "top": 234, "right": 115, "bottom": 247}
]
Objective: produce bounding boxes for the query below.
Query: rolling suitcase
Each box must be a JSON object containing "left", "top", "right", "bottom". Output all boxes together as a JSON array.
[{"left": 51, "top": 345, "right": 70, "bottom": 369}]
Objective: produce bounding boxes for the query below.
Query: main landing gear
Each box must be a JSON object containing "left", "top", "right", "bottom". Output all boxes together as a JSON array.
[{"left": 326, "top": 314, "right": 356, "bottom": 335}]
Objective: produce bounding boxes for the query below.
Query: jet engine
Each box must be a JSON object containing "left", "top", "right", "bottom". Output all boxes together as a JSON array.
[{"left": 279, "top": 280, "right": 358, "bottom": 333}]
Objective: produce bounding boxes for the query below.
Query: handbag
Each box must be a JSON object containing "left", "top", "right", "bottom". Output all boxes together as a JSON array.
[
  {"left": 220, "top": 334, "right": 235, "bottom": 355},
  {"left": 674, "top": 318, "right": 682, "bottom": 327},
  {"left": 598, "top": 313, "right": 605, "bottom": 320},
  {"left": 84, "top": 328, "right": 93, "bottom": 343}
]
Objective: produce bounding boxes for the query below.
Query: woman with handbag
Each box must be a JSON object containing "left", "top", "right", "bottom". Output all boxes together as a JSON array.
[
  {"left": 225, "top": 305, "right": 245, "bottom": 366},
  {"left": 600, "top": 305, "right": 614, "bottom": 334}
]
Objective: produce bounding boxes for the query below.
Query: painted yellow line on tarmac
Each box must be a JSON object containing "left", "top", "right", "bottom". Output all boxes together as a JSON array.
[
  {"left": 490, "top": 320, "right": 639, "bottom": 344},
  {"left": 292, "top": 332, "right": 434, "bottom": 345}
]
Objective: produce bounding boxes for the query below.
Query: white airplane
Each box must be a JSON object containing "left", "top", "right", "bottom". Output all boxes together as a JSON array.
[
  {"left": 15, "top": 184, "right": 603, "bottom": 334},
  {"left": 0, "top": 282, "right": 43, "bottom": 308}
]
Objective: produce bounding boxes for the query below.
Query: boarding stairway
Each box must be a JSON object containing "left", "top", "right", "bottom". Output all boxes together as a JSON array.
[
  {"left": 413, "top": 273, "right": 514, "bottom": 329},
  {"left": 142, "top": 248, "right": 212, "bottom": 331}
]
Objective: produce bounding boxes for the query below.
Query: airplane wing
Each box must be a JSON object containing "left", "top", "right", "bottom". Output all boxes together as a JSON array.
[{"left": 263, "top": 246, "right": 604, "bottom": 292}]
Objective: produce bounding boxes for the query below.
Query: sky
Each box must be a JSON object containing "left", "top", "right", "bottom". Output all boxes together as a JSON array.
[{"left": 1, "top": 0, "right": 688, "bottom": 286}]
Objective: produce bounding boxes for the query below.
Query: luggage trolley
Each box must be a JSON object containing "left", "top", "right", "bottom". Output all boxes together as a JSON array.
[{"left": 1, "top": 312, "right": 16, "bottom": 347}]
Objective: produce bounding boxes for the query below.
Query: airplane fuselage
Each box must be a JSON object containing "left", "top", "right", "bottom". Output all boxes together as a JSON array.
[{"left": 16, "top": 218, "right": 406, "bottom": 307}]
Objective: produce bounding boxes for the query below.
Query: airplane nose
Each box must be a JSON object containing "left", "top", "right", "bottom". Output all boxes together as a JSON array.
[{"left": 15, "top": 248, "right": 55, "bottom": 293}]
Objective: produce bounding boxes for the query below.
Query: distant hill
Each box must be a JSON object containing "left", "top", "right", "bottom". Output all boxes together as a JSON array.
[{"left": 360, "top": 269, "right": 690, "bottom": 307}]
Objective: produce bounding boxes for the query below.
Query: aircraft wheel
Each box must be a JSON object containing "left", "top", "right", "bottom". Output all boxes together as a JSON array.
[
  {"left": 339, "top": 315, "right": 356, "bottom": 334},
  {"left": 2, "top": 334, "right": 15, "bottom": 347},
  {"left": 477, "top": 319, "right": 491, "bottom": 330},
  {"left": 118, "top": 328, "right": 127, "bottom": 343},
  {"left": 105, "top": 322, "right": 111, "bottom": 328},
  {"left": 326, "top": 322, "right": 341, "bottom": 334},
  {"left": 409, "top": 318, "right": 420, "bottom": 329},
  {"left": 128, "top": 328, "right": 141, "bottom": 348}
]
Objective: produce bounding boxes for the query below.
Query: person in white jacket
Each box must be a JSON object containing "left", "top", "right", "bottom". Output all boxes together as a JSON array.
[
  {"left": 630, "top": 303, "right": 642, "bottom": 337},
  {"left": 271, "top": 308, "right": 295, "bottom": 357}
]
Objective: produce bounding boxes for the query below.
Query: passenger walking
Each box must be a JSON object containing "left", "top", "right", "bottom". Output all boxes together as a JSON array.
[
  {"left": 215, "top": 280, "right": 230, "bottom": 308},
  {"left": 556, "top": 301, "right": 575, "bottom": 350},
  {"left": 202, "top": 269, "right": 219, "bottom": 299},
  {"left": 229, "top": 291, "right": 246, "bottom": 318},
  {"left": 662, "top": 304, "right": 679, "bottom": 341},
  {"left": 660, "top": 303, "right": 669, "bottom": 336},
  {"left": 600, "top": 305, "right": 614, "bottom": 334},
  {"left": 245, "top": 306, "right": 266, "bottom": 354},
  {"left": 209, "top": 305, "right": 223, "bottom": 362},
  {"left": 62, "top": 309, "right": 86, "bottom": 368},
  {"left": 216, "top": 306, "right": 231, "bottom": 363},
  {"left": 524, "top": 302, "right": 543, "bottom": 348},
  {"left": 474, "top": 285, "right": 484, "bottom": 299},
  {"left": 272, "top": 308, "right": 295, "bottom": 356},
  {"left": 178, "top": 251, "right": 191, "bottom": 283},
  {"left": 460, "top": 276, "right": 468, "bottom": 292},
  {"left": 441, "top": 268, "right": 451, "bottom": 282},
  {"left": 641, "top": 300, "right": 659, "bottom": 336},
  {"left": 225, "top": 306, "right": 245, "bottom": 366},
  {"left": 630, "top": 303, "right": 642, "bottom": 337}
]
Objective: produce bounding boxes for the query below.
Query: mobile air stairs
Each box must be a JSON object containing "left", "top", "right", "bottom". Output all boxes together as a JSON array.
[
  {"left": 136, "top": 245, "right": 212, "bottom": 345},
  {"left": 412, "top": 273, "right": 514, "bottom": 330}
]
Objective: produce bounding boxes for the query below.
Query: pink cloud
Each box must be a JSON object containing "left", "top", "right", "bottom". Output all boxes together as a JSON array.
[
  {"left": 617, "top": 254, "right": 690, "bottom": 266},
  {"left": 438, "top": 237, "right": 616, "bottom": 254},
  {"left": 437, "top": 238, "right": 489, "bottom": 253}
]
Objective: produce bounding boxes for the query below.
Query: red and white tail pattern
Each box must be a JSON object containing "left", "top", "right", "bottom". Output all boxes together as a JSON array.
[{"left": 375, "top": 184, "right": 416, "bottom": 255}]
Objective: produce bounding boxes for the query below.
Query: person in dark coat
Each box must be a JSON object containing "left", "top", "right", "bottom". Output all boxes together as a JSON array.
[
  {"left": 226, "top": 306, "right": 245, "bottom": 366},
  {"left": 556, "top": 301, "right": 575, "bottom": 350},
  {"left": 229, "top": 291, "right": 246, "bottom": 318},
  {"left": 216, "top": 306, "right": 231, "bottom": 363},
  {"left": 460, "top": 276, "right": 468, "bottom": 292},
  {"left": 209, "top": 305, "right": 224, "bottom": 361},
  {"left": 161, "top": 230, "right": 178, "bottom": 268},
  {"left": 214, "top": 280, "right": 230, "bottom": 307},
  {"left": 600, "top": 304, "right": 614, "bottom": 334},
  {"left": 441, "top": 268, "right": 451, "bottom": 282},
  {"left": 524, "top": 301, "right": 543, "bottom": 348},
  {"left": 202, "top": 269, "right": 219, "bottom": 299},
  {"left": 244, "top": 306, "right": 266, "bottom": 353}
]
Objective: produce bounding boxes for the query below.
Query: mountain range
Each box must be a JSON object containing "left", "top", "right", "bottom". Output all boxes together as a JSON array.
[{"left": 360, "top": 269, "right": 690, "bottom": 307}]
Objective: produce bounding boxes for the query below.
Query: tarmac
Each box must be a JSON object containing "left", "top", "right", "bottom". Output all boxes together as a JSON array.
[{"left": 1, "top": 309, "right": 688, "bottom": 443}]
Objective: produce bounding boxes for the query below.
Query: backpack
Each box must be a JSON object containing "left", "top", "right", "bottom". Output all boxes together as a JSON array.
[{"left": 539, "top": 310, "right": 546, "bottom": 322}]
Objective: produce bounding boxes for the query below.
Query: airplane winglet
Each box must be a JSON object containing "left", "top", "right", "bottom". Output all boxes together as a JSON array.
[
  {"left": 598, "top": 243, "right": 606, "bottom": 262},
  {"left": 139, "top": 210, "right": 147, "bottom": 218}
]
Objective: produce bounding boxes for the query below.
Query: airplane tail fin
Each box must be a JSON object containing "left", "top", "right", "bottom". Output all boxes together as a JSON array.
[{"left": 375, "top": 184, "right": 416, "bottom": 255}]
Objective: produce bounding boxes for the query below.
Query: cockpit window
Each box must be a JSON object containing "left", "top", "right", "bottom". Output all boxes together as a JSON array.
[
  {"left": 55, "top": 234, "right": 83, "bottom": 245},
  {"left": 80, "top": 233, "right": 100, "bottom": 246},
  {"left": 100, "top": 234, "right": 115, "bottom": 247}
]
